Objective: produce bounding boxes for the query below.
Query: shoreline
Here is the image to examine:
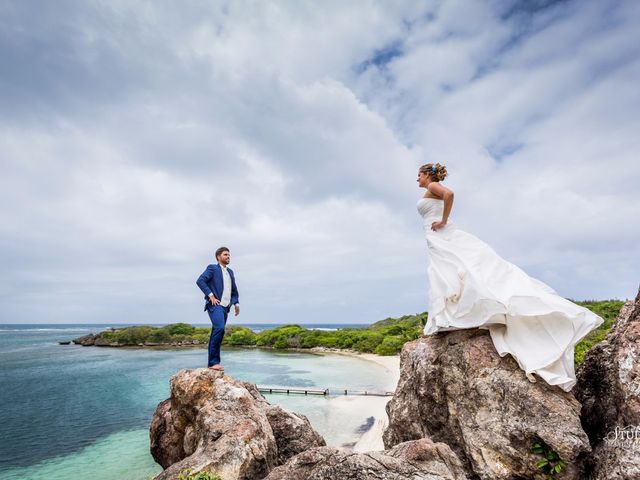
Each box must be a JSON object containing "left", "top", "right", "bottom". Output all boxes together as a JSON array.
[
  {"left": 66, "top": 339, "right": 401, "bottom": 452},
  {"left": 313, "top": 348, "right": 400, "bottom": 386},
  {"left": 67, "top": 340, "right": 401, "bottom": 373},
  {"left": 318, "top": 349, "right": 400, "bottom": 451}
]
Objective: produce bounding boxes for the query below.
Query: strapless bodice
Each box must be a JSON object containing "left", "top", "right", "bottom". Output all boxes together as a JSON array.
[{"left": 417, "top": 197, "right": 444, "bottom": 220}]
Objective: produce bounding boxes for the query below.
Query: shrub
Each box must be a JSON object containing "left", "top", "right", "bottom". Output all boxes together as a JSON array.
[
  {"left": 272, "top": 338, "right": 288, "bottom": 349},
  {"left": 164, "top": 323, "right": 196, "bottom": 336},
  {"left": 115, "top": 326, "right": 155, "bottom": 345},
  {"left": 148, "top": 330, "right": 171, "bottom": 343},
  {"left": 375, "top": 336, "right": 405, "bottom": 355},
  {"left": 177, "top": 469, "right": 221, "bottom": 480},
  {"left": 352, "top": 332, "right": 384, "bottom": 353},
  {"left": 531, "top": 439, "right": 566, "bottom": 479},
  {"left": 226, "top": 328, "right": 257, "bottom": 346},
  {"left": 300, "top": 334, "right": 320, "bottom": 348},
  {"left": 574, "top": 300, "right": 624, "bottom": 366},
  {"left": 193, "top": 333, "right": 210, "bottom": 344}
]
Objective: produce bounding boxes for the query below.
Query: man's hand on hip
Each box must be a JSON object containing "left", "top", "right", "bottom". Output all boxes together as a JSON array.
[
  {"left": 209, "top": 294, "right": 220, "bottom": 306},
  {"left": 234, "top": 304, "right": 240, "bottom": 316}
]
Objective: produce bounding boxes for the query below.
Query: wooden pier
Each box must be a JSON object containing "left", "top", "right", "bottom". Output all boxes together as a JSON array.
[{"left": 258, "top": 386, "right": 394, "bottom": 397}]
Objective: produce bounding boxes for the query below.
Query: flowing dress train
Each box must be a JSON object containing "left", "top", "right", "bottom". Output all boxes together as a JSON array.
[{"left": 418, "top": 197, "right": 603, "bottom": 392}]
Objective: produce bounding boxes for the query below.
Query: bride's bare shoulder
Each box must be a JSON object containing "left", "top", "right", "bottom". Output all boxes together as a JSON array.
[{"left": 428, "top": 181, "right": 454, "bottom": 197}]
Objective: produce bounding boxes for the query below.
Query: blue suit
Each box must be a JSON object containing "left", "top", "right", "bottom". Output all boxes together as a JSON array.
[{"left": 196, "top": 264, "right": 239, "bottom": 366}]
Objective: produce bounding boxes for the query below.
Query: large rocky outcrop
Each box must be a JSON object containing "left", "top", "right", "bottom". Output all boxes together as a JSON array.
[
  {"left": 384, "top": 329, "right": 591, "bottom": 480},
  {"left": 264, "top": 437, "right": 469, "bottom": 480},
  {"left": 575, "top": 289, "right": 640, "bottom": 479},
  {"left": 149, "top": 368, "right": 325, "bottom": 480},
  {"left": 148, "top": 296, "right": 638, "bottom": 480}
]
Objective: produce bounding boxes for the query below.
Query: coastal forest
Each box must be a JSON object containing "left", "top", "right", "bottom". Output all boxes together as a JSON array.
[{"left": 72, "top": 300, "right": 624, "bottom": 365}]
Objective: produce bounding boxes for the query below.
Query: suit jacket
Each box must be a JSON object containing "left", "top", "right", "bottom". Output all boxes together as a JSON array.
[{"left": 196, "top": 264, "right": 239, "bottom": 311}]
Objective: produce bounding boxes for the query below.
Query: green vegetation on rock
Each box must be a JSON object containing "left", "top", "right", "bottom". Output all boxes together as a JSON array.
[
  {"left": 73, "top": 314, "right": 427, "bottom": 355},
  {"left": 177, "top": 469, "right": 221, "bottom": 480},
  {"left": 531, "top": 439, "right": 566, "bottom": 479},
  {"left": 93, "top": 322, "right": 211, "bottom": 346},
  {"left": 239, "top": 313, "right": 427, "bottom": 355},
  {"left": 573, "top": 299, "right": 625, "bottom": 366}
]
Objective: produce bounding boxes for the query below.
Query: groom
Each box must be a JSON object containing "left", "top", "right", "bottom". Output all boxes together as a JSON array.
[{"left": 196, "top": 246, "right": 240, "bottom": 371}]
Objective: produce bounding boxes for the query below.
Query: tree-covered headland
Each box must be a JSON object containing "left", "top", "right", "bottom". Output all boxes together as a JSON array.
[{"left": 72, "top": 300, "right": 624, "bottom": 363}]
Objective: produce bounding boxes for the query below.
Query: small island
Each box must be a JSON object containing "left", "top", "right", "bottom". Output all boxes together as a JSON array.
[{"left": 71, "top": 300, "right": 623, "bottom": 360}]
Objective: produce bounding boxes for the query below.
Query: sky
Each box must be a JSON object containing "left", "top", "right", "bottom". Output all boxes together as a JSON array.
[{"left": 1, "top": 0, "right": 638, "bottom": 325}]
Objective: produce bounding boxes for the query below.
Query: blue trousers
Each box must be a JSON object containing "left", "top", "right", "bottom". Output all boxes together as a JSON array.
[{"left": 207, "top": 304, "right": 230, "bottom": 366}]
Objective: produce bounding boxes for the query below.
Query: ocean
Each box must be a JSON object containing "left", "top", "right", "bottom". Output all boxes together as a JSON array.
[{"left": 0, "top": 324, "right": 395, "bottom": 480}]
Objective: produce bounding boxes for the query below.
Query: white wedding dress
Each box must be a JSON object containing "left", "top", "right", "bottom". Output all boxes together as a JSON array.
[{"left": 418, "top": 197, "right": 604, "bottom": 392}]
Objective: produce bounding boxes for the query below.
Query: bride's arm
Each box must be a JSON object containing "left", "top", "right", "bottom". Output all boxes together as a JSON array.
[{"left": 428, "top": 182, "right": 454, "bottom": 230}]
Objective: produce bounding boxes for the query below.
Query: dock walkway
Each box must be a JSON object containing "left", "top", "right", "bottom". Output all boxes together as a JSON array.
[{"left": 258, "top": 386, "right": 394, "bottom": 397}]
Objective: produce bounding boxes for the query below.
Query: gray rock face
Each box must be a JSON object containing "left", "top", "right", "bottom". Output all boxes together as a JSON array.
[
  {"left": 575, "top": 290, "right": 640, "bottom": 480},
  {"left": 149, "top": 368, "right": 325, "bottom": 480},
  {"left": 264, "top": 438, "right": 469, "bottom": 480},
  {"left": 384, "top": 330, "right": 591, "bottom": 480},
  {"left": 241, "top": 381, "right": 327, "bottom": 465},
  {"left": 149, "top": 399, "right": 186, "bottom": 468},
  {"left": 72, "top": 334, "right": 95, "bottom": 346},
  {"left": 265, "top": 405, "right": 326, "bottom": 465}
]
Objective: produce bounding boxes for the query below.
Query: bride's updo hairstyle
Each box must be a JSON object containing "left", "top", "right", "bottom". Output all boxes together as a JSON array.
[{"left": 419, "top": 163, "right": 448, "bottom": 182}]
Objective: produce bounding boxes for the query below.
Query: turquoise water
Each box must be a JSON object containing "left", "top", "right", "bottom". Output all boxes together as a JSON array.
[{"left": 0, "top": 325, "right": 395, "bottom": 480}]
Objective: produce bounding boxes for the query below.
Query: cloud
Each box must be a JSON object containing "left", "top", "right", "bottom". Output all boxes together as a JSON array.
[{"left": 0, "top": 0, "right": 638, "bottom": 324}]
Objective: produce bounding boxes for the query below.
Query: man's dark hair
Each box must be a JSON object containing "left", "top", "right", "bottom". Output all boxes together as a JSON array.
[{"left": 215, "top": 247, "right": 230, "bottom": 259}]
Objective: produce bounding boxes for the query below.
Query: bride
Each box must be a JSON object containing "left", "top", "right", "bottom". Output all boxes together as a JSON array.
[{"left": 417, "top": 162, "right": 604, "bottom": 392}]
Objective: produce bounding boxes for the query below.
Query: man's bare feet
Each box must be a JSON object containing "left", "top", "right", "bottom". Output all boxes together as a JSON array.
[{"left": 208, "top": 364, "right": 224, "bottom": 371}]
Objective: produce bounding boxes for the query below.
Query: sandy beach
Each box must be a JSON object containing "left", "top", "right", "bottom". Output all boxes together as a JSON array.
[
  {"left": 318, "top": 350, "right": 401, "bottom": 452},
  {"left": 313, "top": 349, "right": 400, "bottom": 386}
]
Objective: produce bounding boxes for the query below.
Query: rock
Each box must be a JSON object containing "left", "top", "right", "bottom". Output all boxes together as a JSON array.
[
  {"left": 384, "top": 330, "right": 591, "bottom": 480},
  {"left": 72, "top": 334, "right": 95, "bottom": 346},
  {"left": 93, "top": 336, "right": 115, "bottom": 346},
  {"left": 150, "top": 368, "right": 277, "bottom": 480},
  {"left": 575, "top": 289, "right": 640, "bottom": 479},
  {"left": 264, "top": 438, "right": 468, "bottom": 480},
  {"left": 149, "top": 399, "right": 185, "bottom": 468},
  {"left": 265, "top": 405, "right": 326, "bottom": 464},
  {"left": 149, "top": 368, "right": 325, "bottom": 480},
  {"left": 239, "top": 381, "right": 327, "bottom": 464}
]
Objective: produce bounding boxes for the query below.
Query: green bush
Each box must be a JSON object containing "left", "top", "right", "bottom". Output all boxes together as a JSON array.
[
  {"left": 375, "top": 336, "right": 405, "bottom": 355},
  {"left": 335, "top": 330, "right": 358, "bottom": 349},
  {"left": 226, "top": 328, "right": 257, "bottom": 346},
  {"left": 100, "top": 331, "right": 116, "bottom": 341},
  {"left": 316, "top": 333, "right": 338, "bottom": 348},
  {"left": 112, "top": 326, "right": 155, "bottom": 345},
  {"left": 163, "top": 323, "right": 196, "bottom": 336},
  {"left": 148, "top": 330, "right": 170, "bottom": 343},
  {"left": 193, "top": 333, "right": 210, "bottom": 344},
  {"left": 273, "top": 338, "right": 289, "bottom": 349},
  {"left": 300, "top": 334, "right": 320, "bottom": 348},
  {"left": 573, "top": 300, "right": 625, "bottom": 366},
  {"left": 352, "top": 331, "right": 384, "bottom": 353},
  {"left": 177, "top": 469, "right": 221, "bottom": 480},
  {"left": 531, "top": 439, "right": 566, "bottom": 478}
]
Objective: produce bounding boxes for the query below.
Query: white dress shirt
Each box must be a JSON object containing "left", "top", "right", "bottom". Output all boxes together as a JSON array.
[{"left": 220, "top": 264, "right": 232, "bottom": 307}]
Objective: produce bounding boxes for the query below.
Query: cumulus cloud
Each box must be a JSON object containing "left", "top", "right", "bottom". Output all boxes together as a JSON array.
[{"left": 0, "top": 0, "right": 638, "bottom": 324}]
